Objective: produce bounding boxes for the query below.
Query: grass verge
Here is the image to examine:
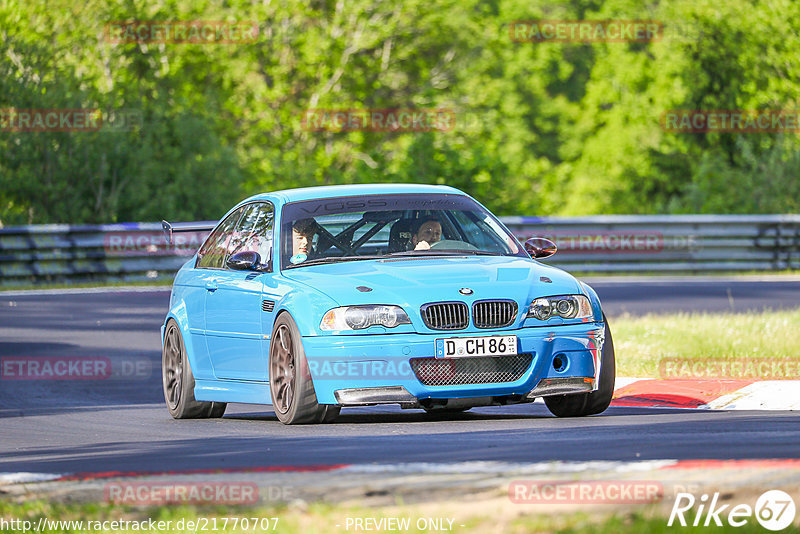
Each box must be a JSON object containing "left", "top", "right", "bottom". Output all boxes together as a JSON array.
[{"left": 611, "top": 308, "right": 800, "bottom": 378}]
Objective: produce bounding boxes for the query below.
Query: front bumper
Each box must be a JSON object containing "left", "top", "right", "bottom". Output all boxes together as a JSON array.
[{"left": 302, "top": 322, "right": 605, "bottom": 405}]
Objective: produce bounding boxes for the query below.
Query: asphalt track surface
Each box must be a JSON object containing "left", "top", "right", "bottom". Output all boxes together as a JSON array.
[{"left": 1, "top": 278, "right": 799, "bottom": 476}]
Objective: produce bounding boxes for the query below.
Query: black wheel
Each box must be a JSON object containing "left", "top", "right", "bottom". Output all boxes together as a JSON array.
[
  {"left": 162, "top": 320, "right": 227, "bottom": 419},
  {"left": 544, "top": 318, "right": 615, "bottom": 417},
  {"left": 269, "top": 313, "right": 339, "bottom": 424}
]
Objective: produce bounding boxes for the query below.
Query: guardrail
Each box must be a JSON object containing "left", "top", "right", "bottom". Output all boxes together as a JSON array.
[
  {"left": 0, "top": 215, "right": 798, "bottom": 285},
  {"left": 502, "top": 215, "right": 800, "bottom": 273},
  {"left": 0, "top": 222, "right": 215, "bottom": 286}
]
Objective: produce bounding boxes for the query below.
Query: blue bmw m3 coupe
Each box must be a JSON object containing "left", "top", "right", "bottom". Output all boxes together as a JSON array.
[{"left": 161, "top": 184, "right": 614, "bottom": 424}]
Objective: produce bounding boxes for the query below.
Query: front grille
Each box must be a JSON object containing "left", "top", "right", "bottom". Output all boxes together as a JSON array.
[
  {"left": 473, "top": 300, "right": 517, "bottom": 328},
  {"left": 421, "top": 302, "right": 469, "bottom": 330},
  {"left": 410, "top": 354, "right": 533, "bottom": 386}
]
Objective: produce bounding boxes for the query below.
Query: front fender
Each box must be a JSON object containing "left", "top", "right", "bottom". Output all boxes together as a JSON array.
[
  {"left": 579, "top": 280, "right": 604, "bottom": 322},
  {"left": 274, "top": 279, "right": 340, "bottom": 337}
]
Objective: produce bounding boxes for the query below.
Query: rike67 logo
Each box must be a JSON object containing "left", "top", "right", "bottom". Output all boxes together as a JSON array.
[{"left": 669, "top": 490, "right": 796, "bottom": 531}]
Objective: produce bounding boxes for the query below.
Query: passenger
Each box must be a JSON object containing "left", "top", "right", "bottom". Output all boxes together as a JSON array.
[
  {"left": 411, "top": 218, "right": 443, "bottom": 250},
  {"left": 292, "top": 218, "right": 317, "bottom": 258}
]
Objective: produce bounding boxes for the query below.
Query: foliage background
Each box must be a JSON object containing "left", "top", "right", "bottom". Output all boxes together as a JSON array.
[{"left": 1, "top": 0, "right": 798, "bottom": 225}]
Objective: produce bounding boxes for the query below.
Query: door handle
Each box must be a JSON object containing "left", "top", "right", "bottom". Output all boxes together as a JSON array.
[{"left": 205, "top": 280, "right": 218, "bottom": 292}]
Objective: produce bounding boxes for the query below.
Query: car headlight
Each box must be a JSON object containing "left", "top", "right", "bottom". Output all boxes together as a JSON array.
[
  {"left": 527, "top": 295, "right": 593, "bottom": 321},
  {"left": 320, "top": 305, "right": 412, "bottom": 331}
]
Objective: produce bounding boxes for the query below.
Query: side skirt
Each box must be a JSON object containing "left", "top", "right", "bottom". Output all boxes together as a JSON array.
[{"left": 195, "top": 379, "right": 270, "bottom": 405}]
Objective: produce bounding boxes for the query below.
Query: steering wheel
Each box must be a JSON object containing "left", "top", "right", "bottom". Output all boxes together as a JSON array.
[{"left": 429, "top": 239, "right": 479, "bottom": 251}]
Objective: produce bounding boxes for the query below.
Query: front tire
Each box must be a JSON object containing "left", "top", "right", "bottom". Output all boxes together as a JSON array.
[
  {"left": 162, "top": 319, "right": 227, "bottom": 419},
  {"left": 269, "top": 313, "right": 339, "bottom": 424},
  {"left": 544, "top": 318, "right": 615, "bottom": 417}
]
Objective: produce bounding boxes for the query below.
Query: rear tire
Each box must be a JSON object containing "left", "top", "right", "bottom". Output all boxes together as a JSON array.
[
  {"left": 544, "top": 318, "right": 615, "bottom": 417},
  {"left": 269, "top": 313, "right": 339, "bottom": 424},
  {"left": 162, "top": 320, "right": 227, "bottom": 419}
]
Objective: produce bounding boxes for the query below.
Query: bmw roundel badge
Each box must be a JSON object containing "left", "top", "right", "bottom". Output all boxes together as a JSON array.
[{"left": 459, "top": 287, "right": 473, "bottom": 295}]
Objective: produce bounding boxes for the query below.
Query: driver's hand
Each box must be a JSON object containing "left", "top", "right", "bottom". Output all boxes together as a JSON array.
[{"left": 414, "top": 241, "right": 431, "bottom": 251}]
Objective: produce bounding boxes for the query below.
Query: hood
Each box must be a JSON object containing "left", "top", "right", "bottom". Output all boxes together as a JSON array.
[{"left": 281, "top": 256, "right": 582, "bottom": 310}]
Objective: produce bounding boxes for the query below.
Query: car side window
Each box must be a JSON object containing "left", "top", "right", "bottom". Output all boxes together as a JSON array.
[
  {"left": 229, "top": 202, "right": 275, "bottom": 267},
  {"left": 196, "top": 207, "right": 244, "bottom": 269}
]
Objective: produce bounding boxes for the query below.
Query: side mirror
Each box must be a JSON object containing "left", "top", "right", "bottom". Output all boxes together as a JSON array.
[
  {"left": 226, "top": 251, "right": 262, "bottom": 271},
  {"left": 524, "top": 237, "right": 557, "bottom": 259}
]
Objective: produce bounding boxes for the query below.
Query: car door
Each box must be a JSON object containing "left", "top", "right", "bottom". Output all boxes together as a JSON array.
[
  {"left": 185, "top": 206, "right": 245, "bottom": 378},
  {"left": 205, "top": 202, "right": 276, "bottom": 381}
]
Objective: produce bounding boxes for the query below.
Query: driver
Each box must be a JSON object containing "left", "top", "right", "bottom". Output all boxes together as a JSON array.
[
  {"left": 411, "top": 217, "right": 442, "bottom": 250},
  {"left": 292, "top": 218, "right": 317, "bottom": 258}
]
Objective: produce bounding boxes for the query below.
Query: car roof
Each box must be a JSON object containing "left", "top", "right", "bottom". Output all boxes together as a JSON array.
[{"left": 243, "top": 183, "right": 464, "bottom": 204}]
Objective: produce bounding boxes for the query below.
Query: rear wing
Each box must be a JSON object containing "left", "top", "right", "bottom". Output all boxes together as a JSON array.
[{"left": 161, "top": 220, "right": 216, "bottom": 246}]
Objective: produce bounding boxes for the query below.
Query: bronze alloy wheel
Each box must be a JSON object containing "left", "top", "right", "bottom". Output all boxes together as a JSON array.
[
  {"left": 163, "top": 322, "right": 184, "bottom": 411},
  {"left": 270, "top": 324, "right": 296, "bottom": 414},
  {"left": 268, "top": 313, "right": 340, "bottom": 424},
  {"left": 161, "top": 319, "right": 226, "bottom": 419}
]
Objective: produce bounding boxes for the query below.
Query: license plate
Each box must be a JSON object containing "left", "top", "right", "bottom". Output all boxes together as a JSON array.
[{"left": 435, "top": 335, "right": 518, "bottom": 358}]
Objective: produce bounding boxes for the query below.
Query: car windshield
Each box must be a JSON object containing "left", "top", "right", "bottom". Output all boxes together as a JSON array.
[{"left": 280, "top": 193, "right": 527, "bottom": 269}]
